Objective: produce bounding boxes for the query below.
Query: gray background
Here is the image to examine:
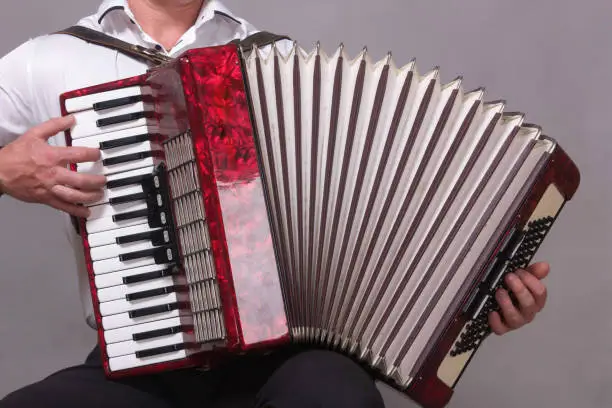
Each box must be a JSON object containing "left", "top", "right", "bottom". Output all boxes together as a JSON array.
[{"left": 0, "top": 0, "right": 609, "bottom": 407}]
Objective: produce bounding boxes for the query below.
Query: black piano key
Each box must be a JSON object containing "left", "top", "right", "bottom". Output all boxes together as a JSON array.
[
  {"left": 132, "top": 324, "right": 191, "bottom": 341},
  {"left": 106, "top": 173, "right": 152, "bottom": 189},
  {"left": 128, "top": 301, "right": 184, "bottom": 319},
  {"left": 122, "top": 267, "right": 178, "bottom": 284},
  {"left": 109, "top": 192, "right": 147, "bottom": 205},
  {"left": 119, "top": 247, "right": 159, "bottom": 261},
  {"left": 99, "top": 133, "right": 152, "bottom": 150},
  {"left": 116, "top": 228, "right": 171, "bottom": 246},
  {"left": 103, "top": 151, "right": 154, "bottom": 166},
  {"left": 96, "top": 111, "right": 149, "bottom": 128},
  {"left": 135, "top": 343, "right": 189, "bottom": 359},
  {"left": 93, "top": 95, "right": 144, "bottom": 111},
  {"left": 126, "top": 285, "right": 182, "bottom": 301},
  {"left": 113, "top": 208, "right": 149, "bottom": 222},
  {"left": 119, "top": 245, "right": 178, "bottom": 264}
]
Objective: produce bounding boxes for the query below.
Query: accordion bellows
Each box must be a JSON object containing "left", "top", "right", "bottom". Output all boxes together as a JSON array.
[{"left": 60, "top": 40, "right": 580, "bottom": 408}]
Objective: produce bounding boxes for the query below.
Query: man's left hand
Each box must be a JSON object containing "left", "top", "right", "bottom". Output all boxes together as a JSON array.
[{"left": 488, "top": 262, "right": 549, "bottom": 335}]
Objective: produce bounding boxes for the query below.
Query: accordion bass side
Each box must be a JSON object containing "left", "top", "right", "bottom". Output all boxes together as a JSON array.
[{"left": 59, "top": 42, "right": 580, "bottom": 408}]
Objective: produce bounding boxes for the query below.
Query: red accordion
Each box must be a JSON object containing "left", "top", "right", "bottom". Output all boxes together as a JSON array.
[{"left": 60, "top": 42, "right": 580, "bottom": 408}]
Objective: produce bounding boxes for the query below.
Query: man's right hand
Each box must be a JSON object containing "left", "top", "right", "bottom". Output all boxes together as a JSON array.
[{"left": 0, "top": 115, "right": 106, "bottom": 217}]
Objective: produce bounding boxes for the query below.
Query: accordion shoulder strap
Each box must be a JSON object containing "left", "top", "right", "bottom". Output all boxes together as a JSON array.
[
  {"left": 54, "top": 25, "right": 172, "bottom": 66},
  {"left": 54, "top": 25, "right": 291, "bottom": 66}
]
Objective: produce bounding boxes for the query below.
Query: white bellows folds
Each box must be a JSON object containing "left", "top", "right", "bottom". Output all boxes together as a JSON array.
[{"left": 242, "top": 42, "right": 555, "bottom": 385}]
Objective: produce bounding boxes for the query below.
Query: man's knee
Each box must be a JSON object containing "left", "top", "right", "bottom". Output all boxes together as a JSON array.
[
  {"left": 0, "top": 367, "right": 172, "bottom": 408},
  {"left": 257, "top": 349, "right": 385, "bottom": 408}
]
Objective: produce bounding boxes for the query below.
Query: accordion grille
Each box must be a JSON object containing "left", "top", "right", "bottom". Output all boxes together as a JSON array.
[{"left": 163, "top": 130, "right": 226, "bottom": 345}]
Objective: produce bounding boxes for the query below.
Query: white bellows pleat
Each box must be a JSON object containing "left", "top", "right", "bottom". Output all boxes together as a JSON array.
[{"left": 241, "top": 42, "right": 554, "bottom": 386}]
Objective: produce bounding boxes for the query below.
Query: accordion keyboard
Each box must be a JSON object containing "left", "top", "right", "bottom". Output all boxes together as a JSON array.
[{"left": 65, "top": 86, "right": 224, "bottom": 372}]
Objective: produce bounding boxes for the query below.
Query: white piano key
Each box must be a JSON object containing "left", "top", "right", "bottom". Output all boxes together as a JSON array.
[
  {"left": 93, "top": 254, "right": 156, "bottom": 275},
  {"left": 88, "top": 200, "right": 147, "bottom": 221},
  {"left": 77, "top": 141, "right": 160, "bottom": 176},
  {"left": 85, "top": 212, "right": 149, "bottom": 234},
  {"left": 71, "top": 101, "right": 155, "bottom": 139},
  {"left": 103, "top": 316, "right": 190, "bottom": 344},
  {"left": 94, "top": 263, "right": 174, "bottom": 290},
  {"left": 106, "top": 332, "right": 195, "bottom": 358},
  {"left": 108, "top": 345, "right": 195, "bottom": 372},
  {"left": 97, "top": 275, "right": 180, "bottom": 302},
  {"left": 88, "top": 224, "right": 158, "bottom": 248},
  {"left": 64, "top": 86, "right": 150, "bottom": 113},
  {"left": 100, "top": 292, "right": 189, "bottom": 317},
  {"left": 101, "top": 300, "right": 188, "bottom": 330},
  {"left": 89, "top": 240, "right": 158, "bottom": 262}
]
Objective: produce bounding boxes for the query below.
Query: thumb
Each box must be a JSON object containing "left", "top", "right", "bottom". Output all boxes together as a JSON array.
[
  {"left": 526, "top": 261, "right": 550, "bottom": 280},
  {"left": 27, "top": 115, "right": 75, "bottom": 140}
]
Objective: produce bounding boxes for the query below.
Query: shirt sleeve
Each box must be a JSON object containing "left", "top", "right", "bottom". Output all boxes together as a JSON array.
[{"left": 0, "top": 39, "right": 38, "bottom": 147}]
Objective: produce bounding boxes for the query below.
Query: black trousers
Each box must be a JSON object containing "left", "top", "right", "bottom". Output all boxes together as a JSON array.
[{"left": 0, "top": 344, "right": 385, "bottom": 408}]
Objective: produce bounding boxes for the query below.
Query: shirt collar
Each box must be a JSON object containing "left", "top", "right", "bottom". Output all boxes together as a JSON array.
[{"left": 95, "top": 0, "right": 242, "bottom": 29}]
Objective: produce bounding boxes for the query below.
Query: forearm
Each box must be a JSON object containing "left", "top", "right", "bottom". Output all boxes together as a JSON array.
[{"left": 0, "top": 147, "right": 4, "bottom": 197}]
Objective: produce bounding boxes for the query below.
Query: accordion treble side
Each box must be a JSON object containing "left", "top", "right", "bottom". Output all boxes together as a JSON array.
[{"left": 59, "top": 42, "right": 580, "bottom": 408}]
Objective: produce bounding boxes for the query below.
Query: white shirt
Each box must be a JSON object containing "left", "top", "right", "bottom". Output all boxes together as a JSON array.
[{"left": 0, "top": 0, "right": 290, "bottom": 329}]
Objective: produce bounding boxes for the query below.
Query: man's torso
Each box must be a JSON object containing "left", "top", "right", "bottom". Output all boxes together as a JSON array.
[{"left": 4, "top": 0, "right": 285, "bottom": 328}]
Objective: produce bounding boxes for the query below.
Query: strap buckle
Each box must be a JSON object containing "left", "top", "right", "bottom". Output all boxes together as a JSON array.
[{"left": 132, "top": 45, "right": 173, "bottom": 65}]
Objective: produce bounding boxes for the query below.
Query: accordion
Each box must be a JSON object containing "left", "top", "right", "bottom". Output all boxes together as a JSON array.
[{"left": 59, "top": 41, "right": 580, "bottom": 408}]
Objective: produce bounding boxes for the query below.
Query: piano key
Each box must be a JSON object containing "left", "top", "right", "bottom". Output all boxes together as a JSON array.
[
  {"left": 94, "top": 95, "right": 145, "bottom": 112},
  {"left": 101, "top": 302, "right": 188, "bottom": 330},
  {"left": 99, "top": 291, "right": 189, "bottom": 317},
  {"left": 85, "top": 209, "right": 150, "bottom": 234},
  {"left": 97, "top": 274, "right": 184, "bottom": 302},
  {"left": 136, "top": 342, "right": 194, "bottom": 359},
  {"left": 90, "top": 166, "right": 154, "bottom": 207},
  {"left": 119, "top": 245, "right": 176, "bottom": 262},
  {"left": 107, "top": 331, "right": 195, "bottom": 358},
  {"left": 88, "top": 224, "right": 159, "bottom": 248},
  {"left": 63, "top": 85, "right": 151, "bottom": 113},
  {"left": 71, "top": 125, "right": 159, "bottom": 150},
  {"left": 107, "top": 343, "right": 197, "bottom": 372},
  {"left": 71, "top": 101, "right": 155, "bottom": 139},
  {"left": 88, "top": 199, "right": 148, "bottom": 221},
  {"left": 103, "top": 315, "right": 191, "bottom": 344},
  {"left": 116, "top": 226, "right": 171, "bottom": 245},
  {"left": 127, "top": 285, "right": 185, "bottom": 302},
  {"left": 77, "top": 142, "right": 160, "bottom": 176},
  {"left": 92, "top": 244, "right": 178, "bottom": 275},
  {"left": 106, "top": 172, "right": 152, "bottom": 190},
  {"left": 131, "top": 323, "right": 192, "bottom": 342},
  {"left": 89, "top": 240, "right": 159, "bottom": 262},
  {"left": 97, "top": 111, "right": 150, "bottom": 127},
  {"left": 94, "top": 263, "right": 176, "bottom": 290}
]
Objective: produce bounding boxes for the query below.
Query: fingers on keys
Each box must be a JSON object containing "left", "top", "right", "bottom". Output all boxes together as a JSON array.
[
  {"left": 53, "top": 167, "right": 107, "bottom": 191},
  {"left": 488, "top": 264, "right": 549, "bottom": 335},
  {"left": 55, "top": 145, "right": 102, "bottom": 165},
  {"left": 51, "top": 184, "right": 104, "bottom": 206}
]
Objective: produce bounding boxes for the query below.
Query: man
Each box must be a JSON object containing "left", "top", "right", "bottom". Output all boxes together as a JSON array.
[{"left": 0, "top": 0, "right": 550, "bottom": 407}]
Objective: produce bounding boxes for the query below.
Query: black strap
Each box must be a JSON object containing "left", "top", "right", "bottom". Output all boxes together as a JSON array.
[{"left": 54, "top": 25, "right": 291, "bottom": 66}]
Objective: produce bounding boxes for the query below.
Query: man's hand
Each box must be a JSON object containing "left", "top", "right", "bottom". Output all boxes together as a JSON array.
[
  {"left": 0, "top": 115, "right": 106, "bottom": 217},
  {"left": 488, "top": 262, "right": 549, "bottom": 335}
]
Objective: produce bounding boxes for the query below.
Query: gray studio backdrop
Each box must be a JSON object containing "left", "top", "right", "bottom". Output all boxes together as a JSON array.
[{"left": 0, "top": 0, "right": 610, "bottom": 407}]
